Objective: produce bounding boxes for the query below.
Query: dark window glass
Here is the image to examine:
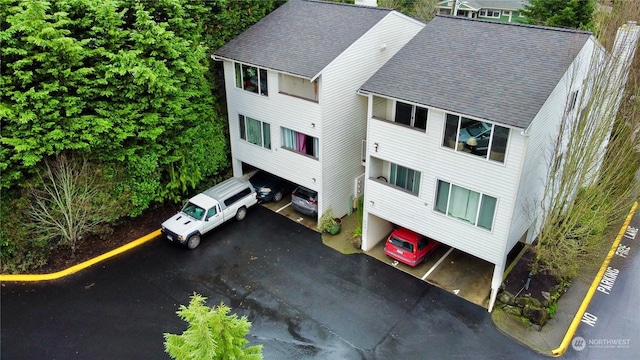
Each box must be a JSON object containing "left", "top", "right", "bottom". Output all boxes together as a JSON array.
[
  {"left": 443, "top": 114, "right": 459, "bottom": 148},
  {"left": 395, "top": 102, "right": 412, "bottom": 126},
  {"left": 415, "top": 106, "right": 428, "bottom": 130}
]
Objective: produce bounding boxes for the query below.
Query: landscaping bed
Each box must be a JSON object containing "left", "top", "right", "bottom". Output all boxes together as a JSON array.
[{"left": 496, "top": 245, "right": 567, "bottom": 330}]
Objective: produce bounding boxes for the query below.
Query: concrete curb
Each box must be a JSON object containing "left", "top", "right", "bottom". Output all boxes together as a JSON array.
[
  {"left": 0, "top": 229, "right": 162, "bottom": 282},
  {"left": 551, "top": 201, "right": 637, "bottom": 357}
]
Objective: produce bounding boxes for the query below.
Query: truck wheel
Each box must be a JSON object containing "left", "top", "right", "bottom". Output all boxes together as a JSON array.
[
  {"left": 186, "top": 234, "right": 201, "bottom": 250},
  {"left": 235, "top": 206, "right": 247, "bottom": 221},
  {"left": 273, "top": 190, "right": 284, "bottom": 202}
]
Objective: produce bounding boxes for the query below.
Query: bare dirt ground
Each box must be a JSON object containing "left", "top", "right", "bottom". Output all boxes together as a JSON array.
[
  {"left": 502, "top": 247, "right": 559, "bottom": 302},
  {"left": 33, "top": 202, "right": 180, "bottom": 274}
]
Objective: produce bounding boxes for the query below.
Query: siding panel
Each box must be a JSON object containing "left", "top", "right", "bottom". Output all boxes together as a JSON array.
[{"left": 319, "top": 13, "right": 424, "bottom": 217}]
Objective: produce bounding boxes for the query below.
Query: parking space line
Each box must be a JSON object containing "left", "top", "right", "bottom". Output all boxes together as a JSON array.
[
  {"left": 422, "top": 247, "right": 454, "bottom": 280},
  {"left": 275, "top": 202, "right": 292, "bottom": 213}
]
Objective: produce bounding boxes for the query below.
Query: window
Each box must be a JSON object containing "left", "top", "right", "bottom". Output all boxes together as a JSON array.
[
  {"left": 206, "top": 206, "right": 217, "bottom": 220},
  {"left": 234, "top": 63, "right": 268, "bottom": 96},
  {"left": 442, "top": 113, "right": 509, "bottom": 163},
  {"left": 395, "top": 101, "right": 428, "bottom": 130},
  {"left": 435, "top": 180, "right": 497, "bottom": 230},
  {"left": 224, "top": 188, "right": 252, "bottom": 207},
  {"left": 502, "top": 10, "right": 511, "bottom": 16},
  {"left": 480, "top": 9, "right": 501, "bottom": 18},
  {"left": 390, "top": 163, "right": 421, "bottom": 195},
  {"left": 282, "top": 127, "right": 319, "bottom": 159},
  {"left": 239, "top": 115, "right": 271, "bottom": 149},
  {"left": 566, "top": 90, "right": 579, "bottom": 114}
]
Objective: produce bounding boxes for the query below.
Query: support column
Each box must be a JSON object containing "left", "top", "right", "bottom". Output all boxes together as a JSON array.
[
  {"left": 232, "top": 158, "right": 243, "bottom": 178},
  {"left": 488, "top": 262, "right": 504, "bottom": 312}
]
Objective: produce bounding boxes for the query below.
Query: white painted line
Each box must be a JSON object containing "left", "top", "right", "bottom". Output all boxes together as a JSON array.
[
  {"left": 421, "top": 247, "right": 454, "bottom": 280},
  {"left": 275, "top": 202, "right": 292, "bottom": 213}
]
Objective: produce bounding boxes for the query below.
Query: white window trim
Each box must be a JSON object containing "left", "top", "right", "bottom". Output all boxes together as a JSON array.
[
  {"left": 234, "top": 62, "right": 268, "bottom": 96},
  {"left": 389, "top": 162, "right": 421, "bottom": 195},
  {"left": 239, "top": 114, "right": 271, "bottom": 149},
  {"left": 480, "top": 9, "right": 501, "bottom": 18},
  {"left": 392, "top": 100, "right": 429, "bottom": 131},
  {"left": 434, "top": 179, "right": 497, "bottom": 231},
  {"left": 443, "top": 113, "right": 509, "bottom": 163},
  {"left": 281, "top": 127, "right": 319, "bottom": 159}
]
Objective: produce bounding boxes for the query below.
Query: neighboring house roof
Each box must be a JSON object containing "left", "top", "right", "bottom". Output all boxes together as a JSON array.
[
  {"left": 360, "top": 16, "right": 592, "bottom": 129},
  {"left": 213, "top": 0, "right": 394, "bottom": 80},
  {"left": 476, "top": 0, "right": 528, "bottom": 11},
  {"left": 437, "top": 0, "right": 528, "bottom": 11}
]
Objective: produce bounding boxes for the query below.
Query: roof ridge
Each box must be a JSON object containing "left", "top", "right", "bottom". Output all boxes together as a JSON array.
[
  {"left": 304, "top": 0, "right": 393, "bottom": 12},
  {"left": 435, "top": 15, "right": 593, "bottom": 36}
]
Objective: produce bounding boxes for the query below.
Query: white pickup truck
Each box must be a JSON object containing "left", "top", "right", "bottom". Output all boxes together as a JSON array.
[{"left": 161, "top": 177, "right": 258, "bottom": 249}]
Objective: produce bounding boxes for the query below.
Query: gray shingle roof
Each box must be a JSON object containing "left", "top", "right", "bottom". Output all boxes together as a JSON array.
[
  {"left": 476, "top": 0, "right": 528, "bottom": 10},
  {"left": 213, "top": 0, "right": 393, "bottom": 79},
  {"left": 360, "top": 16, "right": 592, "bottom": 129}
]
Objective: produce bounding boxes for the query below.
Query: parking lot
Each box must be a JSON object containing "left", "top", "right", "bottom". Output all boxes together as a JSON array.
[
  {"left": 1, "top": 206, "right": 537, "bottom": 359},
  {"left": 257, "top": 194, "right": 494, "bottom": 310}
]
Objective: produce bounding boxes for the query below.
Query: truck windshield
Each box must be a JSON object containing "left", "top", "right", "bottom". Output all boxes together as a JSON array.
[{"left": 182, "top": 202, "right": 205, "bottom": 220}]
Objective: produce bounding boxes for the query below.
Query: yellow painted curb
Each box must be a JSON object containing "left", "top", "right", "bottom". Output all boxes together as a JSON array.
[
  {"left": 0, "top": 229, "right": 162, "bottom": 282},
  {"left": 551, "top": 201, "right": 638, "bottom": 357}
]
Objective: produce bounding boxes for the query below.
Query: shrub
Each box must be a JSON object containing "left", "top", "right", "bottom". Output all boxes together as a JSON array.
[{"left": 164, "top": 293, "right": 262, "bottom": 360}]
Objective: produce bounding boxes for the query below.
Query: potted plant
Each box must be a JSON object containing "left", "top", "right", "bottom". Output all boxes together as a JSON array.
[{"left": 317, "top": 207, "right": 342, "bottom": 235}]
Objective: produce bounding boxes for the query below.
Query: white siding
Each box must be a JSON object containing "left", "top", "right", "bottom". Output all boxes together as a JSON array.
[
  {"left": 319, "top": 12, "right": 424, "bottom": 218},
  {"left": 508, "top": 37, "right": 598, "bottom": 249},
  {"left": 221, "top": 13, "right": 423, "bottom": 215},
  {"left": 223, "top": 61, "right": 323, "bottom": 191},
  {"left": 362, "top": 109, "right": 526, "bottom": 264}
]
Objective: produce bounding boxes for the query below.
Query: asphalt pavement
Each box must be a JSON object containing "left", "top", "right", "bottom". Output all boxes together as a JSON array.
[{"left": 3, "top": 204, "right": 638, "bottom": 359}]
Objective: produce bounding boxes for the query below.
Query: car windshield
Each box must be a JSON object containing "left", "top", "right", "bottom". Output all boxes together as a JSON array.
[
  {"left": 465, "top": 122, "right": 490, "bottom": 137},
  {"left": 181, "top": 202, "right": 205, "bottom": 220}
]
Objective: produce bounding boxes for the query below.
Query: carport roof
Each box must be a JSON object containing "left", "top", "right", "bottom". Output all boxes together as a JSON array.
[
  {"left": 213, "top": 0, "right": 395, "bottom": 80},
  {"left": 359, "top": 16, "right": 593, "bottom": 129}
]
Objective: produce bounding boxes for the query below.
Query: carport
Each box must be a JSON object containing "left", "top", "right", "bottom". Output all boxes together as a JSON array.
[
  {"left": 241, "top": 164, "right": 318, "bottom": 230},
  {"left": 366, "top": 242, "right": 493, "bottom": 308},
  {"left": 260, "top": 195, "right": 318, "bottom": 230},
  {"left": 362, "top": 213, "right": 498, "bottom": 309}
]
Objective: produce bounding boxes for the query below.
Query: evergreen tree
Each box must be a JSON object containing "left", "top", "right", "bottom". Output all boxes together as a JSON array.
[
  {"left": 164, "top": 293, "right": 262, "bottom": 360},
  {"left": 1, "top": 0, "right": 228, "bottom": 214},
  {"left": 521, "top": 0, "right": 596, "bottom": 30}
]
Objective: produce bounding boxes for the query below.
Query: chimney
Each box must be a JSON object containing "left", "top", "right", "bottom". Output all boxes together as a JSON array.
[
  {"left": 612, "top": 21, "right": 640, "bottom": 62},
  {"left": 354, "top": 0, "right": 377, "bottom": 6},
  {"left": 610, "top": 20, "right": 640, "bottom": 103}
]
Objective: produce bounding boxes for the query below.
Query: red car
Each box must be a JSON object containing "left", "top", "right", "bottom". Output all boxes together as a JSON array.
[{"left": 384, "top": 227, "right": 439, "bottom": 266}]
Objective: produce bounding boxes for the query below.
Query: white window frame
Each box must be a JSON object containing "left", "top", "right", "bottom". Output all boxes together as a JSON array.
[
  {"left": 234, "top": 62, "right": 268, "bottom": 96},
  {"left": 281, "top": 127, "right": 319, "bottom": 159},
  {"left": 239, "top": 115, "right": 271, "bottom": 149},
  {"left": 394, "top": 101, "right": 428, "bottom": 131},
  {"left": 443, "top": 113, "right": 509, "bottom": 163},
  {"left": 434, "top": 180, "right": 497, "bottom": 230},
  {"left": 389, "top": 163, "right": 421, "bottom": 195},
  {"left": 480, "top": 9, "right": 501, "bottom": 18}
]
